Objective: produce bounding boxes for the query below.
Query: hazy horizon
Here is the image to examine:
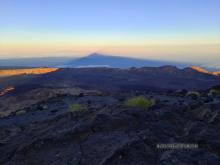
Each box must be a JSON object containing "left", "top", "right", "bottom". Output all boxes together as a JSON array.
[{"left": 0, "top": 0, "right": 220, "bottom": 67}]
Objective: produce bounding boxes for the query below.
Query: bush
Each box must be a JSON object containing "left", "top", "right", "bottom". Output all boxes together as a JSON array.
[
  {"left": 15, "top": 110, "right": 26, "bottom": 116},
  {"left": 186, "top": 91, "right": 200, "bottom": 100},
  {"left": 174, "top": 89, "right": 187, "bottom": 96},
  {"left": 125, "top": 96, "right": 155, "bottom": 109},
  {"left": 208, "top": 89, "right": 220, "bottom": 97},
  {"left": 69, "top": 104, "right": 84, "bottom": 112}
]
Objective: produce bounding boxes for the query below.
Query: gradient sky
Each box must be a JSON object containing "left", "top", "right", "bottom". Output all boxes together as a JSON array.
[{"left": 0, "top": 0, "right": 220, "bottom": 66}]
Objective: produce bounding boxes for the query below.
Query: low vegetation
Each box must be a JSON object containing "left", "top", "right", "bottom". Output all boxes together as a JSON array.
[
  {"left": 125, "top": 96, "right": 155, "bottom": 109},
  {"left": 186, "top": 91, "right": 200, "bottom": 99},
  {"left": 208, "top": 89, "right": 220, "bottom": 97},
  {"left": 15, "top": 110, "right": 26, "bottom": 116},
  {"left": 68, "top": 104, "right": 84, "bottom": 112}
]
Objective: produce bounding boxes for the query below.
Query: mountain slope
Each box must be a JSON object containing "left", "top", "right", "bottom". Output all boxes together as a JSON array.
[
  {"left": 191, "top": 66, "right": 220, "bottom": 76},
  {"left": 6, "top": 66, "right": 218, "bottom": 93},
  {"left": 0, "top": 67, "right": 220, "bottom": 165},
  {"left": 1, "top": 65, "right": 219, "bottom": 96},
  {"left": 0, "top": 68, "right": 58, "bottom": 77}
]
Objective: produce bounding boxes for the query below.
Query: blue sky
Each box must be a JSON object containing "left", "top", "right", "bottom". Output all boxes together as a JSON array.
[
  {"left": 0, "top": 0, "right": 220, "bottom": 66},
  {"left": 1, "top": 0, "right": 220, "bottom": 32}
]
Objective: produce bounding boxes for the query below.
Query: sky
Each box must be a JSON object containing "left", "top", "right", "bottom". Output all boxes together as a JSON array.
[{"left": 0, "top": 0, "right": 220, "bottom": 66}]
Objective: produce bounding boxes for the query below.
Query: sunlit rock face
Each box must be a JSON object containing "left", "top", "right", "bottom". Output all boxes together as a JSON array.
[
  {"left": 190, "top": 66, "right": 210, "bottom": 74},
  {"left": 191, "top": 66, "right": 220, "bottom": 76},
  {"left": 0, "top": 68, "right": 59, "bottom": 77},
  {"left": 0, "top": 86, "right": 15, "bottom": 96},
  {"left": 212, "top": 71, "right": 220, "bottom": 76}
]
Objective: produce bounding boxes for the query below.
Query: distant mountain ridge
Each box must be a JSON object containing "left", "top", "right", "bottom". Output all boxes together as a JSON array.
[
  {"left": 9, "top": 66, "right": 220, "bottom": 91},
  {"left": 0, "top": 53, "right": 219, "bottom": 75},
  {"left": 1, "top": 53, "right": 219, "bottom": 72},
  {"left": 60, "top": 53, "right": 220, "bottom": 76},
  {"left": 1, "top": 65, "right": 220, "bottom": 93},
  {"left": 62, "top": 53, "right": 220, "bottom": 74}
]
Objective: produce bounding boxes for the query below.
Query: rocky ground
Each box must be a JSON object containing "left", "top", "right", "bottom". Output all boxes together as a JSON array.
[
  {"left": 1, "top": 67, "right": 220, "bottom": 165},
  {"left": 0, "top": 86, "right": 220, "bottom": 165}
]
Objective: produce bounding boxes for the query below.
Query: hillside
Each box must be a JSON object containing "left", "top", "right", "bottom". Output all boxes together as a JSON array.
[
  {"left": 0, "top": 68, "right": 58, "bottom": 77},
  {"left": 0, "top": 66, "right": 220, "bottom": 94},
  {"left": 191, "top": 66, "right": 220, "bottom": 76},
  {"left": 0, "top": 66, "right": 220, "bottom": 164}
]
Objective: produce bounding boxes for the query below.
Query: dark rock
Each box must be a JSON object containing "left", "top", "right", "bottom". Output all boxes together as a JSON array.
[
  {"left": 1, "top": 77, "right": 220, "bottom": 164},
  {"left": 78, "top": 93, "right": 84, "bottom": 97}
]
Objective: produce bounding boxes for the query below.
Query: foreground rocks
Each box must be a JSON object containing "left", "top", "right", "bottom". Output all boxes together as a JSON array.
[
  {"left": 0, "top": 87, "right": 220, "bottom": 165},
  {"left": 0, "top": 87, "right": 102, "bottom": 117}
]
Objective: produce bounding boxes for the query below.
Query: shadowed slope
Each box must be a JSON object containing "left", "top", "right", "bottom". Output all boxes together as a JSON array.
[{"left": 65, "top": 53, "right": 187, "bottom": 68}]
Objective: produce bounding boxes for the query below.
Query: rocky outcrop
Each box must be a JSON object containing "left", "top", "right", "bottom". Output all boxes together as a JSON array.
[
  {"left": 0, "top": 86, "right": 15, "bottom": 96},
  {"left": 0, "top": 87, "right": 102, "bottom": 117}
]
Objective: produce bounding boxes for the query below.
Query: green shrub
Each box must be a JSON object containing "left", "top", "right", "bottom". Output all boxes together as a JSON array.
[
  {"left": 208, "top": 89, "right": 220, "bottom": 97},
  {"left": 186, "top": 91, "right": 200, "bottom": 99},
  {"left": 69, "top": 104, "right": 83, "bottom": 112},
  {"left": 125, "top": 96, "right": 155, "bottom": 109}
]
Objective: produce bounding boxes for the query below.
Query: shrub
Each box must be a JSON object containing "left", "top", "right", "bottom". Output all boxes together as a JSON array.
[
  {"left": 174, "top": 89, "right": 187, "bottom": 96},
  {"left": 208, "top": 89, "right": 220, "bottom": 97},
  {"left": 69, "top": 104, "right": 83, "bottom": 112},
  {"left": 15, "top": 110, "right": 26, "bottom": 116},
  {"left": 125, "top": 96, "right": 155, "bottom": 109},
  {"left": 186, "top": 91, "right": 200, "bottom": 100}
]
